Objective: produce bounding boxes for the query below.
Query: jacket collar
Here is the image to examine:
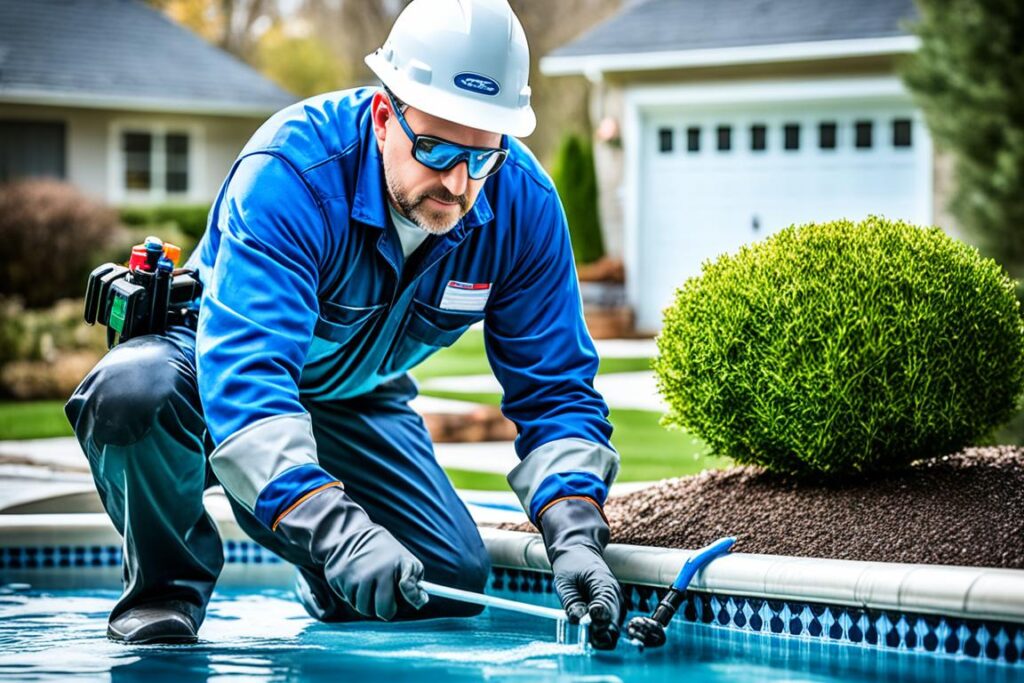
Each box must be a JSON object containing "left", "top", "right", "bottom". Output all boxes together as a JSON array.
[{"left": 349, "top": 108, "right": 495, "bottom": 230}]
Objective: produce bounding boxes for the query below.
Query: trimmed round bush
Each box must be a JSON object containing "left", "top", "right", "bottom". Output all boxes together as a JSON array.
[{"left": 654, "top": 216, "right": 1024, "bottom": 477}]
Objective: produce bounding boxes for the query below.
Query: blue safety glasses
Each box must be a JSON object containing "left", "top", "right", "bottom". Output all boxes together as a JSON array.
[{"left": 386, "top": 90, "right": 508, "bottom": 180}]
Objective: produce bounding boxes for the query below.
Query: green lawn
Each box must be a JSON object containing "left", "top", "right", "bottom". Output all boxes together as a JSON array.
[
  {"left": 443, "top": 468, "right": 511, "bottom": 491},
  {"left": 0, "top": 400, "right": 73, "bottom": 441},
  {"left": 0, "top": 330, "right": 731, "bottom": 490},
  {"left": 420, "top": 388, "right": 730, "bottom": 485}
]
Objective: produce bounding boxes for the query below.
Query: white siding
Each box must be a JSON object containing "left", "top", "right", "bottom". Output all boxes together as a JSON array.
[{"left": 0, "top": 103, "right": 262, "bottom": 204}]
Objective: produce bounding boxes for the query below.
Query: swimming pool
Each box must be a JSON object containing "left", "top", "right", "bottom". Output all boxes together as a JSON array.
[
  {"left": 2, "top": 509, "right": 1022, "bottom": 681},
  {"left": 2, "top": 584, "right": 1018, "bottom": 683}
]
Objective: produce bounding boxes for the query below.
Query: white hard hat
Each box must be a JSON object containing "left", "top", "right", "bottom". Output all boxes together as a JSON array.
[{"left": 364, "top": 0, "right": 536, "bottom": 138}]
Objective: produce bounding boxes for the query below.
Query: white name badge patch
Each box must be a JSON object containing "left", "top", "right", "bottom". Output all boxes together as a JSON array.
[{"left": 440, "top": 280, "right": 492, "bottom": 311}]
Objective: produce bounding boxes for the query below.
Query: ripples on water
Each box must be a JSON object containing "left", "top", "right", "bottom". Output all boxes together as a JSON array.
[{"left": 0, "top": 587, "right": 1017, "bottom": 683}]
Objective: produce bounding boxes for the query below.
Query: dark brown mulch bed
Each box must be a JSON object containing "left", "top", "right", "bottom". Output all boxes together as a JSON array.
[{"left": 502, "top": 446, "right": 1024, "bottom": 569}]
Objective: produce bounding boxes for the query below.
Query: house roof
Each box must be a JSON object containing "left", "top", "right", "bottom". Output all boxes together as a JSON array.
[
  {"left": 542, "top": 0, "right": 920, "bottom": 75},
  {"left": 0, "top": 0, "right": 296, "bottom": 116}
]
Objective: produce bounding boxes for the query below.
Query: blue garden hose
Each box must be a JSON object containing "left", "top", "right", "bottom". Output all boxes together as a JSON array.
[{"left": 626, "top": 536, "right": 737, "bottom": 649}]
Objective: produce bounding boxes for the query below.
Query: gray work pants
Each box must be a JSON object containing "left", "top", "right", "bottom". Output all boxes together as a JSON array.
[{"left": 65, "top": 324, "right": 489, "bottom": 627}]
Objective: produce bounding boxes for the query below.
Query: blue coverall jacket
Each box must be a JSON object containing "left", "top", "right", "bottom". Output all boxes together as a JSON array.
[{"left": 189, "top": 87, "right": 620, "bottom": 532}]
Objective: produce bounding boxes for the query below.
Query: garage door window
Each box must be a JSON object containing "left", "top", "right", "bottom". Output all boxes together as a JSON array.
[
  {"left": 784, "top": 123, "right": 800, "bottom": 151},
  {"left": 658, "top": 127, "right": 674, "bottom": 153},
  {"left": 717, "top": 125, "right": 731, "bottom": 151},
  {"left": 855, "top": 121, "right": 873, "bottom": 149},
  {"left": 687, "top": 127, "right": 701, "bottom": 152},
  {"left": 893, "top": 119, "right": 912, "bottom": 148},
  {"left": 750, "top": 124, "right": 767, "bottom": 151},
  {"left": 819, "top": 122, "right": 837, "bottom": 150}
]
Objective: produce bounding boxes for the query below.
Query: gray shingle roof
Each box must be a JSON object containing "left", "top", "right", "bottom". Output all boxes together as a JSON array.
[
  {"left": 550, "top": 0, "right": 919, "bottom": 59},
  {"left": 0, "top": 0, "right": 296, "bottom": 115}
]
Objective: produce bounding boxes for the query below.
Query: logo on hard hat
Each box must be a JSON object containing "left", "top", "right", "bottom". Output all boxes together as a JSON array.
[{"left": 453, "top": 72, "right": 501, "bottom": 96}]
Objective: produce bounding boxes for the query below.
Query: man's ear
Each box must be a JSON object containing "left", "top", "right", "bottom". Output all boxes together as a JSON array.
[{"left": 371, "top": 90, "right": 390, "bottom": 151}]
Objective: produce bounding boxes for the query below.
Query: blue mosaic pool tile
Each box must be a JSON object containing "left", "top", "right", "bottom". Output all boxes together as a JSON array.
[
  {"left": 1, "top": 541, "right": 286, "bottom": 570},
  {"left": 0, "top": 544, "right": 122, "bottom": 569},
  {"left": 682, "top": 593, "right": 697, "bottom": 621},
  {"left": 699, "top": 593, "right": 715, "bottom": 624},
  {"left": 223, "top": 540, "right": 284, "bottom": 565},
  {"left": 487, "top": 567, "right": 1024, "bottom": 666},
  {"left": 807, "top": 608, "right": 823, "bottom": 637},
  {"left": 734, "top": 598, "right": 749, "bottom": 628}
]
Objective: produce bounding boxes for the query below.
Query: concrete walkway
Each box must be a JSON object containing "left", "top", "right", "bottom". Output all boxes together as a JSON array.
[
  {"left": 409, "top": 394, "right": 483, "bottom": 415},
  {"left": 0, "top": 434, "right": 521, "bottom": 475},
  {"left": 0, "top": 437, "right": 87, "bottom": 471},
  {"left": 593, "top": 337, "right": 657, "bottom": 358}
]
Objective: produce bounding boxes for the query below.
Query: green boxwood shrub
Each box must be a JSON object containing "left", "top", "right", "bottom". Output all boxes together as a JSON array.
[{"left": 654, "top": 216, "right": 1024, "bottom": 477}]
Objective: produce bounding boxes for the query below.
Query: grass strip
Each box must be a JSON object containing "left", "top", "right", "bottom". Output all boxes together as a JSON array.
[
  {"left": 421, "top": 390, "right": 731, "bottom": 485},
  {"left": 0, "top": 400, "right": 73, "bottom": 441}
]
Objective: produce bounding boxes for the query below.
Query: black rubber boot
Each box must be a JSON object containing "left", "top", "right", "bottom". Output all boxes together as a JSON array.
[{"left": 107, "top": 603, "right": 198, "bottom": 644}]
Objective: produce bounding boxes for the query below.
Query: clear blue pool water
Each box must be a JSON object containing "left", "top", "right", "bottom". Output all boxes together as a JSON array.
[{"left": 0, "top": 586, "right": 1019, "bottom": 682}]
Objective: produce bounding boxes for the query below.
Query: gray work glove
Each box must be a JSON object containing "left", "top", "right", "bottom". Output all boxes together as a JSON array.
[
  {"left": 539, "top": 497, "right": 624, "bottom": 650},
  {"left": 275, "top": 486, "right": 428, "bottom": 620}
]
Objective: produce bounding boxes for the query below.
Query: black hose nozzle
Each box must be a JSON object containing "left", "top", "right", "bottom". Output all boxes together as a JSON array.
[
  {"left": 626, "top": 536, "right": 737, "bottom": 651},
  {"left": 626, "top": 587, "right": 686, "bottom": 648}
]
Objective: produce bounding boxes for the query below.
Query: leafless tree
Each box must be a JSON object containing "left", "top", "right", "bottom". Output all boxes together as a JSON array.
[{"left": 302, "top": 0, "right": 622, "bottom": 164}]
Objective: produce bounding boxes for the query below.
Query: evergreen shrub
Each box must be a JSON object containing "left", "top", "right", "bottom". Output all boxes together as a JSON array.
[
  {"left": 902, "top": 0, "right": 1024, "bottom": 301},
  {"left": 550, "top": 134, "right": 605, "bottom": 264},
  {"left": 654, "top": 216, "right": 1024, "bottom": 477}
]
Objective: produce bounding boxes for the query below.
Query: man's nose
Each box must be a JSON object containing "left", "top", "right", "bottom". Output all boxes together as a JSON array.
[{"left": 440, "top": 162, "right": 468, "bottom": 197}]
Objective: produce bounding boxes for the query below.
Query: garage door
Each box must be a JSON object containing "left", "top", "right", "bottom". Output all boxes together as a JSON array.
[{"left": 635, "top": 99, "right": 931, "bottom": 331}]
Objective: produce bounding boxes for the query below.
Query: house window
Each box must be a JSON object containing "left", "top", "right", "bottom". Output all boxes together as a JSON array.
[
  {"left": 716, "top": 125, "right": 731, "bottom": 151},
  {"left": 687, "top": 126, "right": 701, "bottom": 152},
  {"left": 750, "top": 124, "right": 767, "bottom": 151},
  {"left": 166, "top": 133, "right": 190, "bottom": 192},
  {"left": 0, "top": 121, "right": 67, "bottom": 182},
  {"left": 855, "top": 120, "right": 873, "bottom": 149},
  {"left": 658, "top": 127, "right": 673, "bottom": 153},
  {"left": 783, "top": 123, "right": 800, "bottom": 151},
  {"left": 819, "top": 122, "right": 837, "bottom": 149},
  {"left": 123, "top": 132, "right": 153, "bottom": 190},
  {"left": 120, "top": 128, "right": 192, "bottom": 196},
  {"left": 893, "top": 119, "right": 912, "bottom": 148}
]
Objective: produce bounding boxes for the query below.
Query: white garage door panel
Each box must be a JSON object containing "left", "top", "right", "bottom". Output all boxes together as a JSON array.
[{"left": 636, "top": 99, "right": 930, "bottom": 331}]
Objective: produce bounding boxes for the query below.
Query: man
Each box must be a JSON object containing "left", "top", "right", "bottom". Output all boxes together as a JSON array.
[{"left": 66, "top": 0, "right": 623, "bottom": 649}]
